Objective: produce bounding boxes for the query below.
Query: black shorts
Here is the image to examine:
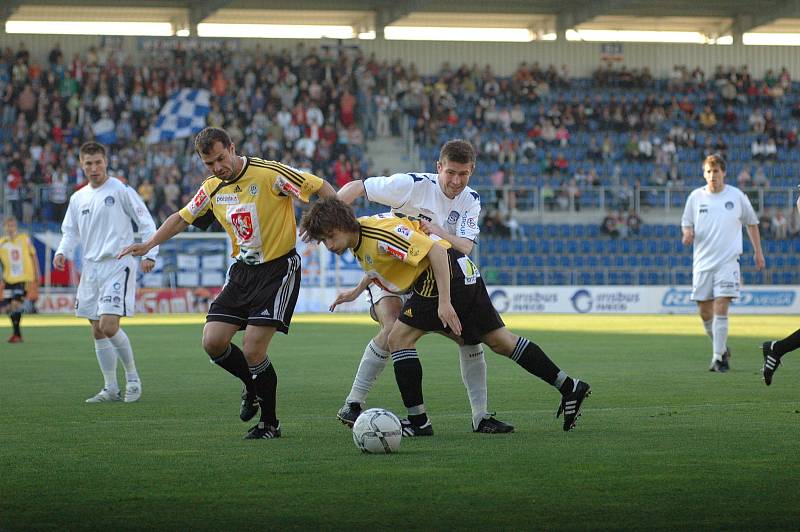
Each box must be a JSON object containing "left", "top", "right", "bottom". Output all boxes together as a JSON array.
[
  {"left": 398, "top": 253, "right": 504, "bottom": 345},
  {"left": 2, "top": 282, "right": 26, "bottom": 306},
  {"left": 207, "top": 250, "right": 301, "bottom": 333}
]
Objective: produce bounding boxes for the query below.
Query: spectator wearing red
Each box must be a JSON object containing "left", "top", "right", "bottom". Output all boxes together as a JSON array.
[{"left": 334, "top": 153, "right": 353, "bottom": 189}]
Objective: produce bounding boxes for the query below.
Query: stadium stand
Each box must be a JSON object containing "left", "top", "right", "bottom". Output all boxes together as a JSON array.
[{"left": 2, "top": 41, "right": 798, "bottom": 287}]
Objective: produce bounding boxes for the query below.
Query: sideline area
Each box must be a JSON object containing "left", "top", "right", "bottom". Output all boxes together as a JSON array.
[{"left": 7, "top": 313, "right": 796, "bottom": 338}]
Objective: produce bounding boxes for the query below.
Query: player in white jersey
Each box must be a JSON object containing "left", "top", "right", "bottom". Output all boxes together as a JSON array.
[
  {"left": 330, "top": 139, "right": 513, "bottom": 434},
  {"left": 54, "top": 142, "right": 159, "bottom": 403},
  {"left": 681, "top": 154, "right": 764, "bottom": 372}
]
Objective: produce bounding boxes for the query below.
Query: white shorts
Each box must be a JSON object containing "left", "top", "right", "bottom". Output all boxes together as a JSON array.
[
  {"left": 691, "top": 260, "right": 740, "bottom": 302},
  {"left": 75, "top": 257, "right": 137, "bottom": 320},
  {"left": 365, "top": 284, "right": 410, "bottom": 322}
]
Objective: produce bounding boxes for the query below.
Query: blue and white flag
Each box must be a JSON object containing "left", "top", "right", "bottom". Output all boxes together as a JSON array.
[
  {"left": 146, "top": 88, "right": 210, "bottom": 144},
  {"left": 93, "top": 116, "right": 117, "bottom": 145}
]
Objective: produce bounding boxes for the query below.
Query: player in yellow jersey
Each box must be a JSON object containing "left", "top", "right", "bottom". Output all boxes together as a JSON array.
[
  {"left": 301, "top": 198, "right": 591, "bottom": 434},
  {"left": 119, "top": 127, "right": 336, "bottom": 439},
  {"left": 0, "top": 216, "right": 40, "bottom": 343}
]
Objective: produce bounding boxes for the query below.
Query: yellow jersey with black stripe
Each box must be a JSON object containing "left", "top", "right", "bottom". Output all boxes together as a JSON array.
[
  {"left": 179, "top": 157, "right": 324, "bottom": 264},
  {"left": 0, "top": 232, "right": 36, "bottom": 284},
  {"left": 352, "top": 213, "right": 451, "bottom": 294}
]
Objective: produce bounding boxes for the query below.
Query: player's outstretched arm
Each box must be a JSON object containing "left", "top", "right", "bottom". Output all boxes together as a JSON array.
[
  {"left": 329, "top": 275, "right": 372, "bottom": 312},
  {"left": 420, "top": 219, "right": 475, "bottom": 255},
  {"left": 118, "top": 212, "right": 189, "bottom": 259},
  {"left": 337, "top": 180, "right": 366, "bottom": 204},
  {"left": 427, "top": 244, "right": 461, "bottom": 336},
  {"left": 317, "top": 179, "right": 337, "bottom": 199}
]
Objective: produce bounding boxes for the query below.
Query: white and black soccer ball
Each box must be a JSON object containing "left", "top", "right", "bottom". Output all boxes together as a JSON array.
[{"left": 352, "top": 408, "right": 402, "bottom": 454}]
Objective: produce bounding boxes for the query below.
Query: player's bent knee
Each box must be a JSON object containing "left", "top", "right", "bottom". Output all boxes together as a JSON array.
[
  {"left": 481, "top": 329, "right": 517, "bottom": 357},
  {"left": 202, "top": 335, "right": 229, "bottom": 358}
]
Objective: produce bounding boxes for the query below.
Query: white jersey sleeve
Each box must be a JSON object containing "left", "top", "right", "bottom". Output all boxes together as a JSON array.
[
  {"left": 738, "top": 190, "right": 759, "bottom": 226},
  {"left": 681, "top": 189, "right": 698, "bottom": 228},
  {"left": 119, "top": 185, "right": 159, "bottom": 262},
  {"left": 55, "top": 194, "right": 81, "bottom": 259},
  {"left": 458, "top": 194, "right": 481, "bottom": 241},
  {"left": 363, "top": 174, "right": 415, "bottom": 209}
]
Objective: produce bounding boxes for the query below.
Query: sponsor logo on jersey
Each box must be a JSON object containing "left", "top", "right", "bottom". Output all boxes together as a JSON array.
[
  {"left": 277, "top": 177, "right": 300, "bottom": 196},
  {"left": 387, "top": 246, "right": 407, "bottom": 260},
  {"left": 188, "top": 188, "right": 209, "bottom": 216},
  {"left": 725, "top": 201, "right": 734, "bottom": 210},
  {"left": 394, "top": 225, "right": 412, "bottom": 239},
  {"left": 418, "top": 209, "right": 434, "bottom": 222},
  {"left": 447, "top": 211, "right": 460, "bottom": 225},
  {"left": 403, "top": 308, "right": 413, "bottom": 317},
  {"left": 699, "top": 203, "right": 708, "bottom": 214},
  {"left": 364, "top": 255, "right": 373, "bottom": 265},
  {"left": 378, "top": 241, "right": 407, "bottom": 260},
  {"left": 104, "top": 196, "right": 115, "bottom": 206},
  {"left": 215, "top": 193, "right": 239, "bottom": 205},
  {"left": 467, "top": 217, "right": 477, "bottom": 229},
  {"left": 113, "top": 282, "right": 121, "bottom": 291},
  {"left": 81, "top": 209, "right": 90, "bottom": 215},
  {"left": 457, "top": 256, "right": 480, "bottom": 285},
  {"left": 135, "top": 207, "right": 145, "bottom": 216},
  {"left": 231, "top": 211, "right": 255, "bottom": 242},
  {"left": 234, "top": 185, "right": 242, "bottom": 192},
  {"left": 249, "top": 184, "right": 259, "bottom": 196}
]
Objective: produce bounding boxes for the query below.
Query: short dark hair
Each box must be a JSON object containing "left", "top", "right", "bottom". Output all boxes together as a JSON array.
[
  {"left": 194, "top": 127, "right": 232, "bottom": 155},
  {"left": 703, "top": 153, "right": 726, "bottom": 173},
  {"left": 79, "top": 141, "right": 106, "bottom": 159},
  {"left": 300, "top": 198, "right": 361, "bottom": 241},
  {"left": 439, "top": 139, "right": 476, "bottom": 165}
]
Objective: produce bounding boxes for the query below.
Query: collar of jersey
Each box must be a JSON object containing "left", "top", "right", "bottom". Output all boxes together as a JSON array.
[{"left": 353, "top": 226, "right": 364, "bottom": 254}]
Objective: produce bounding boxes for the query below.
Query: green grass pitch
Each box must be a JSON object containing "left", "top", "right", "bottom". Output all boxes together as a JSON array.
[{"left": 1, "top": 313, "right": 799, "bottom": 530}]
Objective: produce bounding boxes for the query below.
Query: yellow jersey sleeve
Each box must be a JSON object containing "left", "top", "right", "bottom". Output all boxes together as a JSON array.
[
  {"left": 263, "top": 161, "right": 324, "bottom": 203},
  {"left": 179, "top": 179, "right": 216, "bottom": 224}
]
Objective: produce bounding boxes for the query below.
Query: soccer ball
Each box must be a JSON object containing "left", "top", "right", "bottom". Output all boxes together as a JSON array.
[{"left": 352, "top": 408, "right": 402, "bottom": 454}]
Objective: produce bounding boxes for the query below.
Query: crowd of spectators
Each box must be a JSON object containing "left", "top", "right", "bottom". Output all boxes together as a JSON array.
[
  {"left": 3, "top": 39, "right": 800, "bottom": 229},
  {"left": 1, "top": 39, "right": 414, "bottom": 224},
  {"left": 408, "top": 59, "right": 799, "bottom": 220}
]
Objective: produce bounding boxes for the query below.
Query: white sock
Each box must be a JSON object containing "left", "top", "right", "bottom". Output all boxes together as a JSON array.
[
  {"left": 702, "top": 318, "right": 713, "bottom": 340},
  {"left": 459, "top": 344, "right": 488, "bottom": 428},
  {"left": 94, "top": 337, "right": 119, "bottom": 392},
  {"left": 346, "top": 339, "right": 390, "bottom": 405},
  {"left": 712, "top": 316, "right": 729, "bottom": 361},
  {"left": 109, "top": 329, "right": 139, "bottom": 382}
]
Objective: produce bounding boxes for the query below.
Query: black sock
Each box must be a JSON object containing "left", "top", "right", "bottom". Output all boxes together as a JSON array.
[
  {"left": 210, "top": 343, "right": 253, "bottom": 391},
  {"left": 511, "top": 337, "right": 573, "bottom": 395},
  {"left": 773, "top": 328, "right": 800, "bottom": 358},
  {"left": 10, "top": 311, "right": 22, "bottom": 336},
  {"left": 250, "top": 358, "right": 278, "bottom": 426},
  {"left": 392, "top": 349, "right": 426, "bottom": 423},
  {"left": 408, "top": 413, "right": 428, "bottom": 427}
]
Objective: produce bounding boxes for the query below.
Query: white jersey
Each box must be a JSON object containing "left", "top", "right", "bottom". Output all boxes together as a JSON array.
[
  {"left": 681, "top": 184, "right": 758, "bottom": 272},
  {"left": 363, "top": 172, "right": 480, "bottom": 241},
  {"left": 56, "top": 177, "right": 159, "bottom": 263}
]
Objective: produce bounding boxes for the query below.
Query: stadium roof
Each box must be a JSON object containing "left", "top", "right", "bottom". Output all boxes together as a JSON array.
[{"left": 3, "top": 0, "right": 800, "bottom": 41}]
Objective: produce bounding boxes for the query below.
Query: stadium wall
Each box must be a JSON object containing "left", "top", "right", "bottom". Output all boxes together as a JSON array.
[{"left": 2, "top": 33, "right": 800, "bottom": 77}]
